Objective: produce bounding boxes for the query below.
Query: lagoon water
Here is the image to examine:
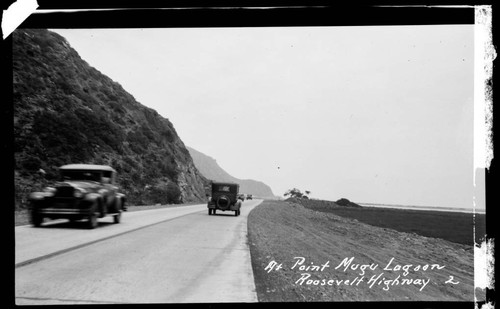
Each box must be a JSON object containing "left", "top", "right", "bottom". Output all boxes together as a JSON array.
[{"left": 358, "top": 203, "right": 485, "bottom": 214}]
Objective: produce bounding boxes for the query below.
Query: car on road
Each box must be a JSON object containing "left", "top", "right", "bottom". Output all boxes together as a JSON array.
[
  {"left": 28, "top": 164, "right": 126, "bottom": 229},
  {"left": 207, "top": 182, "right": 242, "bottom": 216},
  {"left": 246, "top": 194, "right": 253, "bottom": 200}
]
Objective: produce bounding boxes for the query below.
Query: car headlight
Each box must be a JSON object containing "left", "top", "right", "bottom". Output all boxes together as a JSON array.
[
  {"left": 42, "top": 187, "right": 56, "bottom": 197},
  {"left": 74, "top": 188, "right": 86, "bottom": 198}
]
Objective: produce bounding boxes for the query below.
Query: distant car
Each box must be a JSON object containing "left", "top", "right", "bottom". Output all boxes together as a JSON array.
[
  {"left": 238, "top": 193, "right": 246, "bottom": 201},
  {"left": 28, "top": 164, "right": 126, "bottom": 229},
  {"left": 246, "top": 194, "right": 253, "bottom": 200},
  {"left": 208, "top": 182, "right": 242, "bottom": 216}
]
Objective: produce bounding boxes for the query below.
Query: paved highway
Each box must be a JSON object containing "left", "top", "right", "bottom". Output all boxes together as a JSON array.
[{"left": 15, "top": 200, "right": 262, "bottom": 304}]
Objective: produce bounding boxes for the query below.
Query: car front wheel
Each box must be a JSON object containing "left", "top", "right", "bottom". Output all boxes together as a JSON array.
[{"left": 88, "top": 212, "right": 98, "bottom": 229}]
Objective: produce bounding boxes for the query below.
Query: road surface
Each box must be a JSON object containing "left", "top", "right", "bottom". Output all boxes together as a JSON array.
[{"left": 15, "top": 200, "right": 262, "bottom": 304}]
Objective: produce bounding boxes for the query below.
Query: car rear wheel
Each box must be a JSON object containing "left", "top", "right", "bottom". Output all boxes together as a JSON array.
[
  {"left": 99, "top": 200, "right": 107, "bottom": 218},
  {"left": 114, "top": 212, "right": 121, "bottom": 223},
  {"left": 32, "top": 212, "right": 43, "bottom": 227},
  {"left": 208, "top": 209, "right": 212, "bottom": 215},
  {"left": 113, "top": 199, "right": 121, "bottom": 213}
]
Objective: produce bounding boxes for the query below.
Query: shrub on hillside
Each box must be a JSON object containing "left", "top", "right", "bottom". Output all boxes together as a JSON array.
[
  {"left": 335, "top": 198, "right": 351, "bottom": 206},
  {"left": 165, "top": 182, "right": 182, "bottom": 204},
  {"left": 335, "top": 198, "right": 362, "bottom": 207},
  {"left": 283, "top": 188, "right": 311, "bottom": 199},
  {"left": 20, "top": 155, "right": 42, "bottom": 172},
  {"left": 144, "top": 182, "right": 182, "bottom": 205}
]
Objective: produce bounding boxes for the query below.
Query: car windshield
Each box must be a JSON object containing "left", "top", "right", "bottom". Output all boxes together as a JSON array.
[
  {"left": 213, "top": 184, "right": 237, "bottom": 194},
  {"left": 61, "top": 170, "right": 102, "bottom": 182}
]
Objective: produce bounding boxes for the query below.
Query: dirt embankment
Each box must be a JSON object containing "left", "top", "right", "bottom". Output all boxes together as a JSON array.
[{"left": 248, "top": 200, "right": 480, "bottom": 302}]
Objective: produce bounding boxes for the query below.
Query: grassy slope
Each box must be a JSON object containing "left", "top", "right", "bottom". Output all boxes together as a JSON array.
[{"left": 248, "top": 200, "right": 478, "bottom": 302}]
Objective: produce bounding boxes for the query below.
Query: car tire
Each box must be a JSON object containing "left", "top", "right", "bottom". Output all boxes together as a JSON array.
[
  {"left": 113, "top": 199, "right": 121, "bottom": 213},
  {"left": 32, "top": 212, "right": 43, "bottom": 227},
  {"left": 88, "top": 212, "right": 98, "bottom": 229},
  {"left": 114, "top": 212, "right": 121, "bottom": 224},
  {"left": 208, "top": 209, "right": 212, "bottom": 215},
  {"left": 213, "top": 209, "right": 216, "bottom": 215},
  {"left": 99, "top": 200, "right": 107, "bottom": 218}
]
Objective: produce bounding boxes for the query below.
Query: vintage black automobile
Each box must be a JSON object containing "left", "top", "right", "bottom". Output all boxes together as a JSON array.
[
  {"left": 246, "top": 194, "right": 253, "bottom": 200},
  {"left": 28, "top": 164, "right": 126, "bottom": 229},
  {"left": 207, "top": 182, "right": 242, "bottom": 216}
]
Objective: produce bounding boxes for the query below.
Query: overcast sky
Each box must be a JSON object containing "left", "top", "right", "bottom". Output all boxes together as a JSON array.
[{"left": 50, "top": 26, "right": 479, "bottom": 209}]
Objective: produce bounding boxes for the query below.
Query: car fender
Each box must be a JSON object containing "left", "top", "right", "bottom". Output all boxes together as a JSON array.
[
  {"left": 116, "top": 193, "right": 126, "bottom": 204},
  {"left": 230, "top": 200, "right": 242, "bottom": 211}
]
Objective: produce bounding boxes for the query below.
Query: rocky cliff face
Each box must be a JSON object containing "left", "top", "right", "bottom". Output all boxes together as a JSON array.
[
  {"left": 187, "top": 146, "right": 275, "bottom": 198},
  {"left": 13, "top": 29, "right": 209, "bottom": 207}
]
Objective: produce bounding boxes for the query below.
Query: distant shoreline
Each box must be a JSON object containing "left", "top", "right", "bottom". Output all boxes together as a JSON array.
[{"left": 358, "top": 203, "right": 485, "bottom": 214}]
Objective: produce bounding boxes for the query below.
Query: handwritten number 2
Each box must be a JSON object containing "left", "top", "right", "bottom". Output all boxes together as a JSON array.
[{"left": 445, "top": 276, "right": 459, "bottom": 285}]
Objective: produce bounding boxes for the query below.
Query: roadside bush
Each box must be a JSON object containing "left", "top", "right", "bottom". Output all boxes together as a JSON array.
[
  {"left": 335, "top": 198, "right": 362, "bottom": 207},
  {"left": 335, "top": 198, "right": 351, "bottom": 206},
  {"left": 20, "top": 155, "right": 41, "bottom": 171},
  {"left": 144, "top": 182, "right": 182, "bottom": 205},
  {"left": 165, "top": 182, "right": 182, "bottom": 204}
]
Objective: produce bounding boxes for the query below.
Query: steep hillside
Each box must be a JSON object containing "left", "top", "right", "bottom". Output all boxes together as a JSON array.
[
  {"left": 13, "top": 29, "right": 209, "bottom": 207},
  {"left": 187, "top": 146, "right": 275, "bottom": 198}
]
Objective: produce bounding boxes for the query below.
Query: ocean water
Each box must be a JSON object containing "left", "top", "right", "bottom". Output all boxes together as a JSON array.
[{"left": 358, "top": 203, "right": 486, "bottom": 214}]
